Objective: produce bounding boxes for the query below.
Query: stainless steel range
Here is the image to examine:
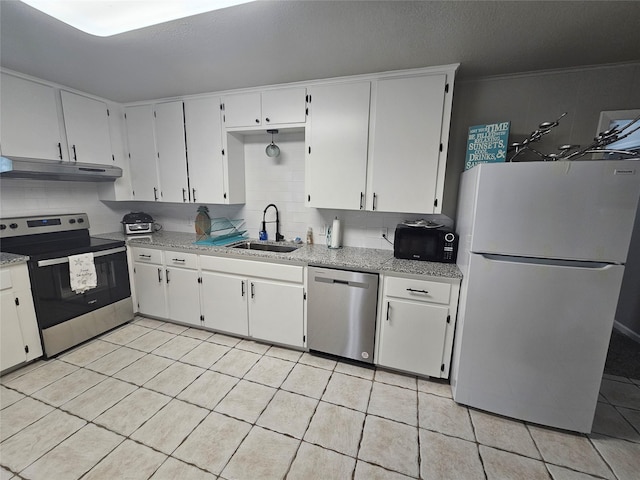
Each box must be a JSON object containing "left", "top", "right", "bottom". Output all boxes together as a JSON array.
[{"left": 0, "top": 213, "right": 133, "bottom": 357}]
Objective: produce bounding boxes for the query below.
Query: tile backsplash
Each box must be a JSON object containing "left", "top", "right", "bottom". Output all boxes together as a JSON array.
[
  {"left": 0, "top": 178, "right": 129, "bottom": 235},
  {"left": 111, "top": 131, "right": 451, "bottom": 250}
]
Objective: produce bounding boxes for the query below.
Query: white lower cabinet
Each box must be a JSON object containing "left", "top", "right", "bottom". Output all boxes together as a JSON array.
[
  {"left": 131, "top": 248, "right": 306, "bottom": 348},
  {"left": 132, "top": 248, "right": 201, "bottom": 326},
  {"left": 132, "top": 248, "right": 167, "bottom": 318},
  {"left": 1, "top": 263, "right": 43, "bottom": 372},
  {"left": 376, "top": 275, "right": 460, "bottom": 378},
  {"left": 199, "top": 256, "right": 305, "bottom": 347},
  {"left": 249, "top": 279, "right": 304, "bottom": 347},
  {"left": 165, "top": 253, "right": 200, "bottom": 327},
  {"left": 200, "top": 271, "right": 249, "bottom": 336}
]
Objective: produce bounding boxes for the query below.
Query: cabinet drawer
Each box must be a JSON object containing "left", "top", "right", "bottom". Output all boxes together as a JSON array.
[
  {"left": 384, "top": 276, "right": 451, "bottom": 305},
  {"left": 164, "top": 251, "right": 198, "bottom": 269},
  {"left": 132, "top": 247, "right": 163, "bottom": 265},
  {"left": 200, "top": 256, "right": 303, "bottom": 283}
]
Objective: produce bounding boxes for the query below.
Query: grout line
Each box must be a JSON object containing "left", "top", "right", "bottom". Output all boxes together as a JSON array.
[{"left": 4, "top": 315, "right": 639, "bottom": 480}]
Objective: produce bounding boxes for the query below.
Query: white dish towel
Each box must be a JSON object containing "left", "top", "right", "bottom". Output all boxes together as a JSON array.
[{"left": 69, "top": 252, "right": 97, "bottom": 294}]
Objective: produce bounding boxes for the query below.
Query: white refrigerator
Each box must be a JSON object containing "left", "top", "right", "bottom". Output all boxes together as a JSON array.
[{"left": 451, "top": 160, "right": 640, "bottom": 433}]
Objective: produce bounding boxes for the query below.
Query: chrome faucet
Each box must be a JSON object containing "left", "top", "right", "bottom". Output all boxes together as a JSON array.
[{"left": 261, "top": 203, "right": 284, "bottom": 241}]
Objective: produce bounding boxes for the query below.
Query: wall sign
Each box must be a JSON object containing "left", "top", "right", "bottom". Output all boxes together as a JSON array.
[{"left": 465, "top": 122, "right": 510, "bottom": 170}]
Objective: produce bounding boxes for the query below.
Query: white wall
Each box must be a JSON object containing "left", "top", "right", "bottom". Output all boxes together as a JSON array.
[
  {"left": 443, "top": 62, "right": 640, "bottom": 216},
  {"left": 0, "top": 178, "right": 128, "bottom": 234}
]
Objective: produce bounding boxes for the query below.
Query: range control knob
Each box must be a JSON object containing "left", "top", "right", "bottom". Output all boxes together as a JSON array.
[
  {"left": 444, "top": 232, "right": 455, "bottom": 243},
  {"left": 69, "top": 219, "right": 76, "bottom": 224},
  {"left": 0, "top": 224, "right": 6, "bottom": 230},
  {"left": 77, "top": 218, "right": 84, "bottom": 223},
  {"left": 9, "top": 223, "right": 19, "bottom": 229}
]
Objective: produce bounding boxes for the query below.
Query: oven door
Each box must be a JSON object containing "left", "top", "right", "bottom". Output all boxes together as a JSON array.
[{"left": 29, "top": 247, "right": 131, "bottom": 329}]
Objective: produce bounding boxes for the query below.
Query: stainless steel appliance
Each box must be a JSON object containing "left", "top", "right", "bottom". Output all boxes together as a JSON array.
[
  {"left": 122, "top": 211, "right": 154, "bottom": 235},
  {"left": 307, "top": 266, "right": 379, "bottom": 363},
  {"left": 451, "top": 160, "right": 640, "bottom": 433},
  {"left": 393, "top": 224, "right": 457, "bottom": 263},
  {"left": 0, "top": 156, "right": 122, "bottom": 181},
  {"left": 0, "top": 213, "right": 133, "bottom": 357}
]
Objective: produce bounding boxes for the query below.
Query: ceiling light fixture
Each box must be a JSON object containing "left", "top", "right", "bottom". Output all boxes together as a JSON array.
[{"left": 20, "top": 0, "right": 255, "bottom": 37}]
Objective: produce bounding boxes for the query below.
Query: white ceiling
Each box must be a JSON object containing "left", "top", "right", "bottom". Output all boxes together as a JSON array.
[{"left": 1, "top": 0, "right": 639, "bottom": 103}]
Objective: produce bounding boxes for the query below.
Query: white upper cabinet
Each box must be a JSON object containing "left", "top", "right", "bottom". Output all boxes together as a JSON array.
[
  {"left": 0, "top": 73, "right": 64, "bottom": 160},
  {"left": 305, "top": 81, "right": 371, "bottom": 210},
  {"left": 60, "top": 90, "right": 113, "bottom": 165},
  {"left": 184, "top": 97, "right": 227, "bottom": 204},
  {"left": 125, "top": 102, "right": 189, "bottom": 203},
  {"left": 261, "top": 87, "right": 307, "bottom": 125},
  {"left": 125, "top": 105, "right": 159, "bottom": 201},
  {"left": 154, "top": 101, "right": 189, "bottom": 203},
  {"left": 223, "top": 92, "right": 262, "bottom": 128},
  {"left": 222, "top": 87, "right": 307, "bottom": 128},
  {"left": 368, "top": 74, "right": 449, "bottom": 213}
]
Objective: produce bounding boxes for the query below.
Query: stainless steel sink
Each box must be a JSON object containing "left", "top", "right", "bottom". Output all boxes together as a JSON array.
[{"left": 230, "top": 241, "right": 300, "bottom": 253}]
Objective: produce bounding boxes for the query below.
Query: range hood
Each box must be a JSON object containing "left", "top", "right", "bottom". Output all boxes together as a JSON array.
[{"left": 0, "top": 156, "right": 122, "bottom": 182}]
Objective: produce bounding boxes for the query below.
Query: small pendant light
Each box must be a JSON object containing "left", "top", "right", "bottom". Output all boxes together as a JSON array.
[{"left": 266, "top": 129, "right": 280, "bottom": 157}]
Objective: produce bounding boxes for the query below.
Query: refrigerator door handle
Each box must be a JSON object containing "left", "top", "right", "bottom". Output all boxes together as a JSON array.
[{"left": 480, "top": 254, "right": 617, "bottom": 269}]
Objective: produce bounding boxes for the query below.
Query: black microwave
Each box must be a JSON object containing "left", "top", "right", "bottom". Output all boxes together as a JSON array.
[{"left": 393, "top": 224, "right": 458, "bottom": 263}]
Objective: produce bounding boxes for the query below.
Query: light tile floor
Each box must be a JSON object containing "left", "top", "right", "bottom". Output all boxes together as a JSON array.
[{"left": 1, "top": 315, "right": 639, "bottom": 480}]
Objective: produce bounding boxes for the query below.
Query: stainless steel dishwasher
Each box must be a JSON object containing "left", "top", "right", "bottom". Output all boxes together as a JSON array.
[{"left": 307, "top": 266, "right": 379, "bottom": 363}]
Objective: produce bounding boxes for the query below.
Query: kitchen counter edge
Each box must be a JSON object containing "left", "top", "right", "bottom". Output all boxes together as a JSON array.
[
  {"left": 0, "top": 252, "right": 29, "bottom": 266},
  {"left": 98, "top": 231, "right": 462, "bottom": 279}
]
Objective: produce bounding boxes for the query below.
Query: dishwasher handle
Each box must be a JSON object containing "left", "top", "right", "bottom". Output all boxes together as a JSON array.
[{"left": 314, "top": 276, "right": 370, "bottom": 289}]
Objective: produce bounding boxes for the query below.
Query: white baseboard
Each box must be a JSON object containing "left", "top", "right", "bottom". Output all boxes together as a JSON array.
[{"left": 613, "top": 320, "right": 640, "bottom": 344}]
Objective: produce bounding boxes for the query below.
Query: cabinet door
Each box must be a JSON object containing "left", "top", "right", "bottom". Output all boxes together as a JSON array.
[
  {"left": 125, "top": 105, "right": 159, "bottom": 201},
  {"left": 223, "top": 92, "right": 261, "bottom": 128},
  {"left": 0, "top": 289, "right": 27, "bottom": 371},
  {"left": 166, "top": 267, "right": 201, "bottom": 326},
  {"left": 249, "top": 280, "right": 304, "bottom": 347},
  {"left": 155, "top": 101, "right": 189, "bottom": 203},
  {"left": 262, "top": 87, "right": 306, "bottom": 125},
  {"left": 200, "top": 271, "right": 248, "bottom": 336},
  {"left": 61, "top": 91, "right": 113, "bottom": 165},
  {"left": 369, "top": 75, "right": 446, "bottom": 213},
  {"left": 306, "top": 82, "right": 370, "bottom": 210},
  {"left": 184, "top": 97, "right": 226, "bottom": 203},
  {"left": 0, "top": 73, "right": 63, "bottom": 160},
  {"left": 134, "top": 262, "right": 167, "bottom": 318},
  {"left": 378, "top": 299, "right": 448, "bottom": 377}
]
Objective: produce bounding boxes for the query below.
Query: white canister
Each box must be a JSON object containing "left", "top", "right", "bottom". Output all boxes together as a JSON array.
[{"left": 328, "top": 217, "right": 342, "bottom": 249}]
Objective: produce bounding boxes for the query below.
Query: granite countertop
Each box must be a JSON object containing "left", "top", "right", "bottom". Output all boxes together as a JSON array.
[
  {"left": 0, "top": 252, "right": 29, "bottom": 266},
  {"left": 98, "top": 230, "right": 462, "bottom": 279}
]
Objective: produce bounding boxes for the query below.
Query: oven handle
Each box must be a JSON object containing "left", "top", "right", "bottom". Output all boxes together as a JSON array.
[{"left": 36, "top": 246, "right": 126, "bottom": 267}]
